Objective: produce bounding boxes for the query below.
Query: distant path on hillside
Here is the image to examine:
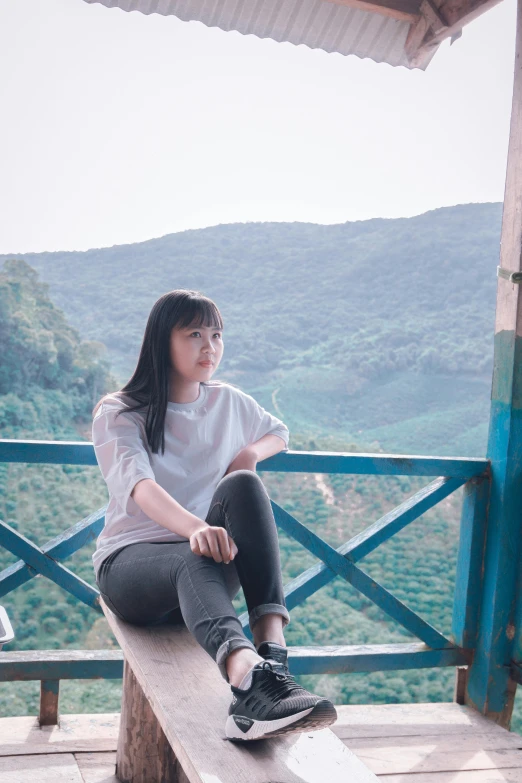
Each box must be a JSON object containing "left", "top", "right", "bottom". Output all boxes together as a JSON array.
[
  {"left": 315, "top": 474, "right": 335, "bottom": 505},
  {"left": 271, "top": 387, "right": 284, "bottom": 419}
]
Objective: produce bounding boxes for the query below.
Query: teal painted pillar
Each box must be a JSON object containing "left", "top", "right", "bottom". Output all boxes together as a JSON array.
[
  {"left": 465, "top": 2, "right": 522, "bottom": 729},
  {"left": 512, "top": 551, "right": 522, "bottom": 684}
]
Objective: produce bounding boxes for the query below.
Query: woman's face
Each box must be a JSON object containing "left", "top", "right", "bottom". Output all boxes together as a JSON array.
[{"left": 169, "top": 322, "right": 224, "bottom": 382}]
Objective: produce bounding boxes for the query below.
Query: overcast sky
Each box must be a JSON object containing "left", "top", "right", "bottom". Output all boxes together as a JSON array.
[{"left": 0, "top": 0, "right": 516, "bottom": 253}]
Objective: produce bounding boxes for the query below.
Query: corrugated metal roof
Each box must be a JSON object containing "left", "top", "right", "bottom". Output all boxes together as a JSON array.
[{"left": 82, "top": 0, "right": 415, "bottom": 68}]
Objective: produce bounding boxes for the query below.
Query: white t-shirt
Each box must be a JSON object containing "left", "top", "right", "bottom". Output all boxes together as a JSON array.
[{"left": 91, "top": 381, "right": 290, "bottom": 577}]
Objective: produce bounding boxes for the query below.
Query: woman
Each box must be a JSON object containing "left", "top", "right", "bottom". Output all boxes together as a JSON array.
[{"left": 92, "top": 288, "right": 337, "bottom": 741}]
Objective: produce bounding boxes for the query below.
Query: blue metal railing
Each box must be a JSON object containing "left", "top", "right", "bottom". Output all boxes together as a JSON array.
[{"left": 0, "top": 440, "right": 490, "bottom": 679}]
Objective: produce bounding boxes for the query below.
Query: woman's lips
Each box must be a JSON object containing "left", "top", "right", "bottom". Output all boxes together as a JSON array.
[{"left": 199, "top": 361, "right": 213, "bottom": 367}]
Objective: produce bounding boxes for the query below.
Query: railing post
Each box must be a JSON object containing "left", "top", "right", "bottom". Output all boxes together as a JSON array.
[
  {"left": 451, "top": 475, "right": 490, "bottom": 652},
  {"left": 453, "top": 667, "right": 468, "bottom": 706},
  {"left": 465, "top": 0, "right": 522, "bottom": 728},
  {"left": 39, "top": 679, "right": 60, "bottom": 726},
  {"left": 451, "top": 475, "right": 490, "bottom": 705}
]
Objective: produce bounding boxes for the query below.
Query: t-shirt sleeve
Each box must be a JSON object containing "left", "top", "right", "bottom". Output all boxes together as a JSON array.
[
  {"left": 92, "top": 400, "right": 156, "bottom": 516},
  {"left": 239, "top": 390, "right": 290, "bottom": 451}
]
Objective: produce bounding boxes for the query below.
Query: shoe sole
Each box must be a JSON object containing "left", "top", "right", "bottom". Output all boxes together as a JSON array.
[{"left": 226, "top": 700, "right": 337, "bottom": 741}]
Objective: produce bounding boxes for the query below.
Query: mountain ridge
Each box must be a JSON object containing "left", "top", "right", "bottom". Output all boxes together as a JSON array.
[
  {"left": 0, "top": 201, "right": 503, "bottom": 456},
  {"left": 4, "top": 201, "right": 501, "bottom": 255}
]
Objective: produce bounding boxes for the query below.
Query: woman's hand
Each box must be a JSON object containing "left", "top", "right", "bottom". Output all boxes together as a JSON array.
[
  {"left": 189, "top": 447, "right": 257, "bottom": 564},
  {"left": 224, "top": 446, "right": 258, "bottom": 476},
  {"left": 189, "top": 524, "right": 238, "bottom": 564}
]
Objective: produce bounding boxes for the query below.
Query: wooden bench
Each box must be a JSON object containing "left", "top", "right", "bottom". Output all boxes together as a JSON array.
[{"left": 100, "top": 598, "right": 379, "bottom": 783}]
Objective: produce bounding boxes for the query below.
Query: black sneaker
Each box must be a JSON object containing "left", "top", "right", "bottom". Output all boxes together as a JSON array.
[
  {"left": 225, "top": 660, "right": 337, "bottom": 741},
  {"left": 257, "top": 641, "right": 289, "bottom": 674}
]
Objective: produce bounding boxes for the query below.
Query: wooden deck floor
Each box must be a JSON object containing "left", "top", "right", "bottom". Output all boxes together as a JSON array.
[{"left": 0, "top": 702, "right": 521, "bottom": 781}]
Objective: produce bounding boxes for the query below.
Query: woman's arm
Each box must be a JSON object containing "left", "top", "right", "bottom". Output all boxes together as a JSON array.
[
  {"left": 131, "top": 479, "right": 208, "bottom": 538},
  {"left": 225, "top": 433, "right": 287, "bottom": 475},
  {"left": 131, "top": 433, "right": 286, "bottom": 526},
  {"left": 131, "top": 479, "right": 238, "bottom": 564},
  {"left": 250, "top": 433, "right": 288, "bottom": 461}
]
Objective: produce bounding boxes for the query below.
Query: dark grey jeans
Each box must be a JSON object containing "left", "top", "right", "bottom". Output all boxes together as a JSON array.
[{"left": 96, "top": 470, "right": 290, "bottom": 680}]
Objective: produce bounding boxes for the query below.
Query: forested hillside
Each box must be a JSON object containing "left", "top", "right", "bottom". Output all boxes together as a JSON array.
[
  {"left": 2, "top": 214, "right": 520, "bottom": 730},
  {"left": 0, "top": 259, "right": 117, "bottom": 713},
  {"left": 0, "top": 260, "right": 113, "bottom": 438},
  {"left": 1, "top": 202, "right": 502, "bottom": 456}
]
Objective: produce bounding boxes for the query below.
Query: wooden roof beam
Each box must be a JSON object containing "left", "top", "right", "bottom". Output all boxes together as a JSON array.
[
  {"left": 325, "top": 0, "right": 420, "bottom": 24},
  {"left": 406, "top": 0, "right": 504, "bottom": 68}
]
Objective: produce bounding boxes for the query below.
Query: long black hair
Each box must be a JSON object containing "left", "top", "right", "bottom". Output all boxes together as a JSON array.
[{"left": 93, "top": 289, "right": 224, "bottom": 455}]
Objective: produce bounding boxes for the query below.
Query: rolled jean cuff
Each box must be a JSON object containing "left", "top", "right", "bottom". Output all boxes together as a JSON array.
[
  {"left": 216, "top": 637, "right": 257, "bottom": 682},
  {"left": 248, "top": 603, "right": 291, "bottom": 633}
]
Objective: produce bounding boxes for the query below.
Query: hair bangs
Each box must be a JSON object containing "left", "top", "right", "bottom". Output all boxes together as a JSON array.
[{"left": 176, "top": 297, "right": 224, "bottom": 331}]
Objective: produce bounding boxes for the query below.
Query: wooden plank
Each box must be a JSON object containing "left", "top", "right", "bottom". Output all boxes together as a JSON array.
[
  {"left": 0, "top": 644, "right": 466, "bottom": 681},
  {"left": 420, "top": 0, "right": 447, "bottom": 30},
  {"left": 382, "top": 771, "right": 522, "bottom": 782},
  {"left": 287, "top": 643, "right": 467, "bottom": 675},
  {"left": 331, "top": 703, "right": 516, "bottom": 739},
  {"left": 0, "top": 557, "right": 39, "bottom": 597},
  {"left": 100, "top": 600, "right": 379, "bottom": 783},
  {"left": 345, "top": 726, "right": 522, "bottom": 775},
  {"left": 0, "top": 714, "right": 119, "bottom": 757},
  {"left": 0, "top": 440, "right": 98, "bottom": 466},
  {"left": 39, "top": 679, "right": 60, "bottom": 726},
  {"left": 0, "top": 752, "right": 84, "bottom": 782},
  {"left": 2, "top": 705, "right": 519, "bottom": 765},
  {"left": 349, "top": 732, "right": 522, "bottom": 750},
  {"left": 0, "top": 439, "right": 488, "bottom": 478},
  {"left": 466, "top": 0, "right": 522, "bottom": 729},
  {"left": 0, "top": 649, "right": 123, "bottom": 681},
  {"left": 40, "top": 508, "right": 105, "bottom": 560},
  {"left": 350, "top": 745, "right": 522, "bottom": 775},
  {"left": 74, "top": 752, "right": 118, "bottom": 783},
  {"left": 259, "top": 451, "right": 488, "bottom": 478},
  {"left": 0, "top": 642, "right": 466, "bottom": 682}
]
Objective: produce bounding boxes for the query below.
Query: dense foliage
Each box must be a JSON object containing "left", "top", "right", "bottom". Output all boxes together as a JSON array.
[
  {"left": 0, "top": 259, "right": 113, "bottom": 437},
  {"left": 1, "top": 209, "right": 521, "bottom": 731}
]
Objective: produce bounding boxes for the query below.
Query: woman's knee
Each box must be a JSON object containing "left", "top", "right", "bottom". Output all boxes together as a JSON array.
[
  {"left": 209, "top": 470, "right": 273, "bottom": 533},
  {"left": 219, "top": 469, "right": 265, "bottom": 494}
]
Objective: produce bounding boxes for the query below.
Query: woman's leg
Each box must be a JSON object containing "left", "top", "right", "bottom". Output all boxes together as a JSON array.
[
  {"left": 96, "top": 469, "right": 289, "bottom": 683},
  {"left": 205, "top": 470, "right": 290, "bottom": 646},
  {"left": 96, "top": 540, "right": 259, "bottom": 680}
]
